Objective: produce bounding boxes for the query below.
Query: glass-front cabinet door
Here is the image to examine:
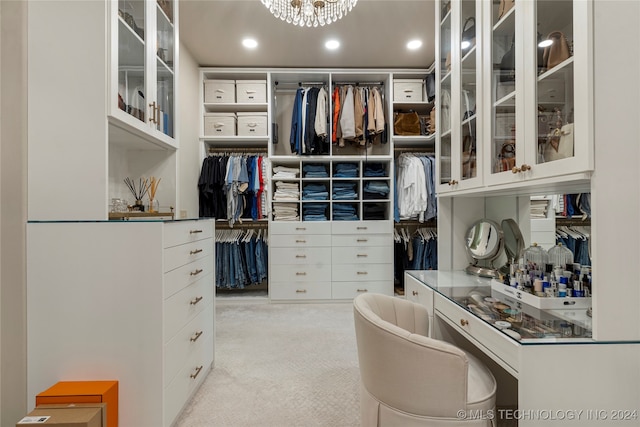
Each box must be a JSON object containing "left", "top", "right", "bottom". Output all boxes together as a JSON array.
[
  {"left": 485, "top": 0, "right": 592, "bottom": 186},
  {"left": 110, "top": 0, "right": 178, "bottom": 149},
  {"left": 438, "top": 2, "right": 453, "bottom": 189}
]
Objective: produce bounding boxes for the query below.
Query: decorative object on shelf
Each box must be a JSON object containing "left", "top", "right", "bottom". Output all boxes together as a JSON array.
[
  {"left": 148, "top": 176, "right": 161, "bottom": 213},
  {"left": 464, "top": 219, "right": 504, "bottom": 278},
  {"left": 541, "top": 31, "right": 571, "bottom": 72},
  {"left": 393, "top": 111, "right": 421, "bottom": 136},
  {"left": 544, "top": 123, "right": 574, "bottom": 162},
  {"left": 124, "top": 177, "right": 151, "bottom": 212},
  {"left": 260, "top": 0, "right": 357, "bottom": 27},
  {"left": 497, "top": 0, "right": 514, "bottom": 21},
  {"left": 461, "top": 17, "right": 475, "bottom": 55},
  {"left": 462, "top": 135, "right": 476, "bottom": 178}
]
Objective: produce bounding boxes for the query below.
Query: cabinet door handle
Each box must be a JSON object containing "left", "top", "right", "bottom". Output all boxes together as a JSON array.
[
  {"left": 521, "top": 164, "right": 532, "bottom": 171},
  {"left": 295, "top": 272, "right": 307, "bottom": 276},
  {"left": 356, "top": 254, "right": 367, "bottom": 258},
  {"left": 412, "top": 290, "right": 418, "bottom": 296},
  {"left": 149, "top": 101, "right": 157, "bottom": 124},
  {"left": 190, "top": 229, "right": 203, "bottom": 234},
  {"left": 357, "top": 239, "right": 368, "bottom": 243},
  {"left": 190, "top": 331, "right": 203, "bottom": 342},
  {"left": 190, "top": 249, "right": 203, "bottom": 255},
  {"left": 357, "top": 271, "right": 368, "bottom": 275},
  {"left": 190, "top": 269, "right": 203, "bottom": 276},
  {"left": 295, "top": 227, "right": 307, "bottom": 231},
  {"left": 295, "top": 255, "right": 307, "bottom": 259},
  {"left": 356, "top": 226, "right": 368, "bottom": 230},
  {"left": 190, "top": 296, "right": 204, "bottom": 305},
  {"left": 295, "top": 239, "right": 307, "bottom": 243},
  {"left": 460, "top": 319, "right": 469, "bottom": 326},
  {"left": 357, "top": 288, "right": 368, "bottom": 293},
  {"left": 448, "top": 180, "right": 458, "bottom": 186},
  {"left": 296, "top": 289, "right": 307, "bottom": 293},
  {"left": 511, "top": 166, "right": 521, "bottom": 174},
  {"left": 190, "top": 365, "right": 203, "bottom": 379}
]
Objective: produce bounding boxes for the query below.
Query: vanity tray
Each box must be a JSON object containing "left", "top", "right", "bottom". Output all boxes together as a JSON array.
[{"left": 491, "top": 279, "right": 591, "bottom": 310}]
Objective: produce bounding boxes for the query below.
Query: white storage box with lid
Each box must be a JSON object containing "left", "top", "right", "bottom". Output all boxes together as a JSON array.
[
  {"left": 236, "top": 80, "right": 267, "bottom": 103},
  {"left": 237, "top": 112, "right": 268, "bottom": 136},
  {"left": 204, "top": 113, "right": 236, "bottom": 136},
  {"left": 204, "top": 79, "right": 235, "bottom": 103},
  {"left": 393, "top": 79, "right": 424, "bottom": 102}
]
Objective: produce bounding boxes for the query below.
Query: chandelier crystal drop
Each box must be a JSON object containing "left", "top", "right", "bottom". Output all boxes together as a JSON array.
[{"left": 261, "top": 0, "right": 358, "bottom": 28}]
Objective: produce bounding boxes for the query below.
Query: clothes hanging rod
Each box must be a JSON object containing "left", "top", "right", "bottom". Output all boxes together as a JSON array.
[
  {"left": 393, "top": 148, "right": 435, "bottom": 155},
  {"left": 215, "top": 219, "right": 270, "bottom": 229},
  {"left": 333, "top": 81, "right": 384, "bottom": 86},
  {"left": 208, "top": 147, "right": 267, "bottom": 154},
  {"left": 274, "top": 81, "right": 327, "bottom": 87}
]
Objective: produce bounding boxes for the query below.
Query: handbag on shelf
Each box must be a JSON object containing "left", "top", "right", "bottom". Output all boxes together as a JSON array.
[
  {"left": 462, "top": 135, "right": 477, "bottom": 179},
  {"left": 498, "top": 141, "right": 516, "bottom": 172},
  {"left": 542, "top": 31, "right": 571, "bottom": 72},
  {"left": 428, "top": 107, "right": 436, "bottom": 134},
  {"left": 543, "top": 123, "right": 574, "bottom": 162},
  {"left": 461, "top": 17, "right": 476, "bottom": 56},
  {"left": 499, "top": 39, "right": 516, "bottom": 82},
  {"left": 497, "top": 0, "right": 515, "bottom": 21},
  {"left": 393, "top": 111, "right": 421, "bottom": 136}
]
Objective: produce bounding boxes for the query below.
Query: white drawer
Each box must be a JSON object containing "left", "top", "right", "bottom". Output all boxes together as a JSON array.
[
  {"left": 405, "top": 274, "right": 434, "bottom": 309},
  {"left": 236, "top": 80, "right": 266, "bottom": 103},
  {"left": 164, "top": 336, "right": 214, "bottom": 425},
  {"left": 269, "top": 281, "right": 332, "bottom": 300},
  {"left": 164, "top": 240, "right": 213, "bottom": 273},
  {"left": 331, "top": 281, "right": 393, "bottom": 299},
  {"left": 270, "top": 263, "right": 331, "bottom": 282},
  {"left": 332, "top": 246, "right": 390, "bottom": 264},
  {"left": 270, "top": 234, "right": 331, "bottom": 248},
  {"left": 270, "top": 221, "right": 331, "bottom": 235},
  {"left": 393, "top": 79, "right": 424, "bottom": 102},
  {"left": 163, "top": 273, "right": 214, "bottom": 343},
  {"left": 164, "top": 303, "right": 213, "bottom": 386},
  {"left": 331, "top": 233, "right": 391, "bottom": 247},
  {"left": 164, "top": 256, "right": 214, "bottom": 299},
  {"left": 331, "top": 220, "right": 391, "bottom": 234},
  {"left": 435, "top": 296, "right": 520, "bottom": 373},
  {"left": 237, "top": 113, "right": 268, "bottom": 136},
  {"left": 204, "top": 79, "right": 235, "bottom": 103},
  {"left": 332, "top": 263, "right": 393, "bottom": 282},
  {"left": 270, "top": 247, "right": 331, "bottom": 265},
  {"left": 164, "top": 221, "right": 213, "bottom": 248},
  {"left": 204, "top": 113, "right": 236, "bottom": 136}
]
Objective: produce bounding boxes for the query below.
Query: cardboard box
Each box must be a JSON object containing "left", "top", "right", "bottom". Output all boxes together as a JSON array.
[
  {"left": 36, "top": 381, "right": 117, "bottom": 427},
  {"left": 17, "top": 403, "right": 106, "bottom": 426}
]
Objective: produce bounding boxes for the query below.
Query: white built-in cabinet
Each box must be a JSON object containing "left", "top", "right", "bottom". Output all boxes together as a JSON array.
[
  {"left": 436, "top": 0, "right": 593, "bottom": 196},
  {"left": 198, "top": 68, "right": 433, "bottom": 299},
  {"left": 28, "top": 0, "right": 179, "bottom": 221},
  {"left": 27, "top": 220, "right": 215, "bottom": 427}
]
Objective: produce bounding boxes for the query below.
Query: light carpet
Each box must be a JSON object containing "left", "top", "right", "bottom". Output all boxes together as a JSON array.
[{"left": 175, "top": 301, "right": 361, "bottom": 427}]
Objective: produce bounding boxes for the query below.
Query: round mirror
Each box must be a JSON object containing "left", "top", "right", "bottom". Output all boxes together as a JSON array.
[
  {"left": 500, "top": 218, "right": 524, "bottom": 274},
  {"left": 465, "top": 219, "right": 503, "bottom": 278}
]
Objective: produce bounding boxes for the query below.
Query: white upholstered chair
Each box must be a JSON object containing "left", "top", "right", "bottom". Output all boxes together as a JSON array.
[{"left": 353, "top": 292, "right": 497, "bottom": 427}]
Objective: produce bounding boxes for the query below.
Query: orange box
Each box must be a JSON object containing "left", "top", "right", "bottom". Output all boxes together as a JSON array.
[{"left": 36, "top": 381, "right": 117, "bottom": 427}]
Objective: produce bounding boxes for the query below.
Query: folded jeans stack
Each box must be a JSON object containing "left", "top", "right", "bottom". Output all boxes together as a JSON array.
[
  {"left": 334, "top": 163, "right": 359, "bottom": 178},
  {"left": 302, "top": 183, "right": 329, "bottom": 201},
  {"left": 363, "top": 204, "right": 386, "bottom": 220},
  {"left": 303, "top": 164, "right": 329, "bottom": 178},
  {"left": 363, "top": 162, "right": 387, "bottom": 177},
  {"left": 332, "top": 182, "right": 358, "bottom": 200},
  {"left": 363, "top": 181, "right": 389, "bottom": 200},
  {"left": 303, "top": 203, "right": 329, "bottom": 221},
  {"left": 333, "top": 203, "right": 359, "bottom": 221}
]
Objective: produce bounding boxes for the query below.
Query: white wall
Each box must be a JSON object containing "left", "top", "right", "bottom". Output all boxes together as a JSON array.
[
  {"left": 0, "top": 0, "right": 28, "bottom": 424},
  {"left": 177, "top": 43, "right": 200, "bottom": 218}
]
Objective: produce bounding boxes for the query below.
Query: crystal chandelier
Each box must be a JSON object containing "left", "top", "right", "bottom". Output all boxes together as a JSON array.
[{"left": 261, "top": 0, "right": 358, "bottom": 27}]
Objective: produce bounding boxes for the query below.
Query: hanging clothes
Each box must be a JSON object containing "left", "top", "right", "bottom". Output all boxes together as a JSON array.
[
  {"left": 394, "top": 153, "right": 436, "bottom": 222},
  {"left": 215, "top": 228, "right": 269, "bottom": 289}
]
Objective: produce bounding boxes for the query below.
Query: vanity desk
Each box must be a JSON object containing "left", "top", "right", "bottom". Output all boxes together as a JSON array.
[{"left": 405, "top": 270, "right": 640, "bottom": 426}]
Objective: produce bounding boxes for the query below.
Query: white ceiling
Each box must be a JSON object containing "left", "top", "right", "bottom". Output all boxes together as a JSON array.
[{"left": 179, "top": 0, "right": 436, "bottom": 69}]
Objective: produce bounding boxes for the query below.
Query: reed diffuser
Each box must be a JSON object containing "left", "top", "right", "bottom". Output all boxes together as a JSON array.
[
  {"left": 148, "top": 176, "right": 161, "bottom": 213},
  {"left": 124, "top": 177, "right": 151, "bottom": 212}
]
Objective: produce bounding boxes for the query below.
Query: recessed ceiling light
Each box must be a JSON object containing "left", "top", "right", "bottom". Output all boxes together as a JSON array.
[
  {"left": 407, "top": 39, "right": 422, "bottom": 50},
  {"left": 325, "top": 40, "right": 340, "bottom": 50},
  {"left": 242, "top": 38, "right": 258, "bottom": 49}
]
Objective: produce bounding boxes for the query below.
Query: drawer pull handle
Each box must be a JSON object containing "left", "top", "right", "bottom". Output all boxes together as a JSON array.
[
  {"left": 190, "top": 296, "right": 204, "bottom": 305},
  {"left": 190, "top": 249, "right": 203, "bottom": 255},
  {"left": 190, "top": 331, "right": 203, "bottom": 342},
  {"left": 296, "top": 272, "right": 307, "bottom": 276},
  {"left": 356, "top": 226, "right": 368, "bottom": 230},
  {"left": 357, "top": 289, "right": 368, "bottom": 293},
  {"left": 190, "top": 365, "right": 203, "bottom": 379},
  {"left": 296, "top": 239, "right": 307, "bottom": 243},
  {"left": 190, "top": 269, "right": 203, "bottom": 276},
  {"left": 356, "top": 254, "right": 367, "bottom": 258},
  {"left": 295, "top": 255, "right": 307, "bottom": 259},
  {"left": 412, "top": 290, "right": 418, "bottom": 296},
  {"left": 190, "top": 229, "right": 203, "bottom": 234},
  {"left": 296, "top": 289, "right": 307, "bottom": 293},
  {"left": 357, "top": 239, "right": 368, "bottom": 243},
  {"left": 460, "top": 319, "right": 469, "bottom": 326},
  {"left": 357, "top": 271, "right": 368, "bottom": 275},
  {"left": 295, "top": 227, "right": 307, "bottom": 231}
]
